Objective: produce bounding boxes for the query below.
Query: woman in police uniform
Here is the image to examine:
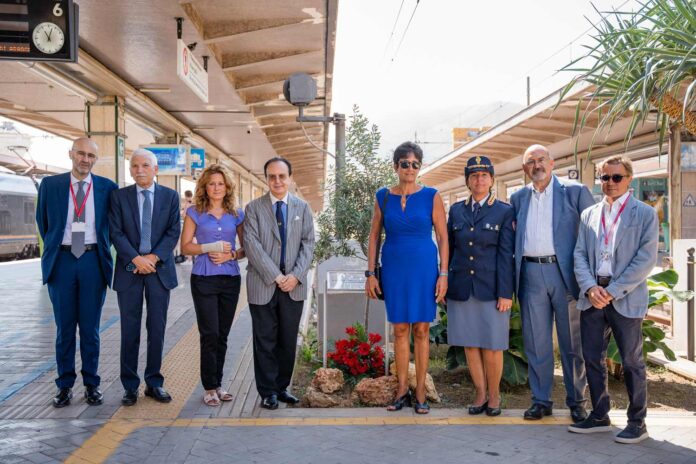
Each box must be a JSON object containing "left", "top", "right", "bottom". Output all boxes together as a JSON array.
[{"left": 446, "top": 156, "right": 514, "bottom": 416}]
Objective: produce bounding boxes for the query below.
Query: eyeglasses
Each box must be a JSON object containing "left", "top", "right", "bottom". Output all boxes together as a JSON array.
[
  {"left": 72, "top": 150, "right": 97, "bottom": 160},
  {"left": 398, "top": 161, "right": 421, "bottom": 170},
  {"left": 599, "top": 174, "right": 629, "bottom": 183},
  {"left": 524, "top": 157, "right": 547, "bottom": 167}
]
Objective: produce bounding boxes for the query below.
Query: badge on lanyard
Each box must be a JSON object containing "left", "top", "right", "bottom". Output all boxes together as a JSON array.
[{"left": 72, "top": 222, "right": 86, "bottom": 233}]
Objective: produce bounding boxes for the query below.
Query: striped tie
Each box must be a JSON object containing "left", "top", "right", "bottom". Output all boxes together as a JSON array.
[{"left": 139, "top": 190, "right": 152, "bottom": 254}]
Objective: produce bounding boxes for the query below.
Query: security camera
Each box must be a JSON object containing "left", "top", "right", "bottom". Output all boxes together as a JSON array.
[{"left": 246, "top": 125, "right": 252, "bottom": 135}]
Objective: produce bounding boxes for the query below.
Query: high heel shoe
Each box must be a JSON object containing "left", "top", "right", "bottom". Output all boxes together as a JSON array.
[
  {"left": 414, "top": 399, "right": 430, "bottom": 414},
  {"left": 387, "top": 391, "right": 412, "bottom": 411},
  {"left": 468, "top": 401, "right": 488, "bottom": 415}
]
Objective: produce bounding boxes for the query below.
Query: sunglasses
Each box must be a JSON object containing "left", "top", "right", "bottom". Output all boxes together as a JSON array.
[
  {"left": 599, "top": 174, "right": 629, "bottom": 183},
  {"left": 398, "top": 160, "right": 421, "bottom": 170}
]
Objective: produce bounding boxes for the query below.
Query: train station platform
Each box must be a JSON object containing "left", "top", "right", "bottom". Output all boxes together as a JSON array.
[{"left": 0, "top": 260, "right": 695, "bottom": 463}]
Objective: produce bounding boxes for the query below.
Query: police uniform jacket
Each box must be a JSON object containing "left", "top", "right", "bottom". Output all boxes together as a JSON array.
[{"left": 446, "top": 194, "right": 515, "bottom": 302}]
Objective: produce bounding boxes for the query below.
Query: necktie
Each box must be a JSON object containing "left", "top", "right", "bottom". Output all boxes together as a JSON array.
[
  {"left": 71, "top": 181, "right": 85, "bottom": 258},
  {"left": 473, "top": 201, "right": 481, "bottom": 218},
  {"left": 139, "top": 190, "right": 152, "bottom": 254},
  {"left": 276, "top": 201, "right": 286, "bottom": 272}
]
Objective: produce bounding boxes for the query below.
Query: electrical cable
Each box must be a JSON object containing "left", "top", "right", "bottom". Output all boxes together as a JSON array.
[
  {"left": 300, "top": 121, "right": 335, "bottom": 159},
  {"left": 381, "top": 0, "right": 406, "bottom": 62},
  {"left": 390, "top": 0, "right": 420, "bottom": 63}
]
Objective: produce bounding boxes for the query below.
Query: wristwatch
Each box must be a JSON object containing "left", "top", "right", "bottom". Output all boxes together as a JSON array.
[{"left": 365, "top": 270, "right": 375, "bottom": 278}]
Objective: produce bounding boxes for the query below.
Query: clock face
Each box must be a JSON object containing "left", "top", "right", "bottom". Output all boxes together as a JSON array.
[{"left": 32, "top": 22, "right": 65, "bottom": 54}]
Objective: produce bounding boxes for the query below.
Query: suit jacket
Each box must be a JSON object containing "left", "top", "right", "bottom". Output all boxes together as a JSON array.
[
  {"left": 510, "top": 175, "right": 595, "bottom": 299},
  {"left": 109, "top": 183, "right": 181, "bottom": 292},
  {"left": 36, "top": 172, "right": 118, "bottom": 286},
  {"left": 244, "top": 192, "right": 315, "bottom": 305},
  {"left": 446, "top": 197, "right": 514, "bottom": 302},
  {"left": 574, "top": 195, "right": 658, "bottom": 318}
]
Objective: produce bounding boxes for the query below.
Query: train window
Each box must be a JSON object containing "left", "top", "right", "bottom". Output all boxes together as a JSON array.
[
  {"left": 0, "top": 211, "right": 10, "bottom": 234},
  {"left": 24, "top": 202, "right": 34, "bottom": 224}
]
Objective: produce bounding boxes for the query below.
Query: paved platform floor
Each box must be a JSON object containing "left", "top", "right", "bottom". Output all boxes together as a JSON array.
[{"left": 0, "top": 260, "right": 695, "bottom": 463}]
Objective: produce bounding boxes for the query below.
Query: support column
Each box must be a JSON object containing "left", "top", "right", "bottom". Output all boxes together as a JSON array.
[
  {"left": 496, "top": 180, "right": 508, "bottom": 202},
  {"left": 669, "top": 125, "right": 682, "bottom": 243},
  {"left": 87, "top": 96, "right": 126, "bottom": 185},
  {"left": 580, "top": 158, "right": 596, "bottom": 191}
]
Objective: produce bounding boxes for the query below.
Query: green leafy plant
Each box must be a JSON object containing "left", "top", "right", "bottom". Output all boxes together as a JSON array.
[
  {"left": 607, "top": 269, "right": 694, "bottom": 374},
  {"left": 560, "top": 0, "right": 696, "bottom": 156},
  {"left": 314, "top": 105, "right": 397, "bottom": 330},
  {"left": 430, "top": 299, "right": 528, "bottom": 386}
]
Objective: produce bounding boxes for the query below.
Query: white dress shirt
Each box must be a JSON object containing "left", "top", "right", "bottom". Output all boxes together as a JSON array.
[
  {"left": 597, "top": 191, "right": 631, "bottom": 277},
  {"left": 136, "top": 183, "right": 156, "bottom": 229},
  {"left": 62, "top": 173, "right": 96, "bottom": 245},
  {"left": 270, "top": 192, "right": 289, "bottom": 222},
  {"left": 471, "top": 194, "right": 489, "bottom": 211},
  {"left": 523, "top": 178, "right": 556, "bottom": 257}
]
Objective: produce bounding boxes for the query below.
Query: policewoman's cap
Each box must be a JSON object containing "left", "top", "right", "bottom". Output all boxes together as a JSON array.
[{"left": 465, "top": 155, "right": 494, "bottom": 177}]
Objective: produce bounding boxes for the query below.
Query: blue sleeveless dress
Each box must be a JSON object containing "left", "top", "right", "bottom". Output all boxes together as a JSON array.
[{"left": 377, "top": 186, "right": 439, "bottom": 323}]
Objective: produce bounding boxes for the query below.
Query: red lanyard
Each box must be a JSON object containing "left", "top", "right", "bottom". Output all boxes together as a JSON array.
[
  {"left": 600, "top": 196, "right": 629, "bottom": 246},
  {"left": 69, "top": 180, "right": 92, "bottom": 218}
]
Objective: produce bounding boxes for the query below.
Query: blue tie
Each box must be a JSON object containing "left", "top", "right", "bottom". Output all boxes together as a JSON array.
[
  {"left": 139, "top": 190, "right": 152, "bottom": 254},
  {"left": 473, "top": 201, "right": 481, "bottom": 218},
  {"left": 276, "top": 201, "right": 286, "bottom": 272}
]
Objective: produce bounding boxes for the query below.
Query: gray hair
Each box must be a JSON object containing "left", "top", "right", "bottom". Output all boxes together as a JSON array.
[
  {"left": 523, "top": 144, "right": 551, "bottom": 161},
  {"left": 130, "top": 148, "right": 158, "bottom": 166}
]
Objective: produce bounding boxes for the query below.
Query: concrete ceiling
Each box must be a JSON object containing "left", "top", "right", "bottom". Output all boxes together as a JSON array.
[{"left": 0, "top": 0, "right": 337, "bottom": 210}]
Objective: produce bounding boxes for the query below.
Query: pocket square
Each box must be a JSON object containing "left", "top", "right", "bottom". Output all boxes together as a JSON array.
[{"left": 294, "top": 215, "right": 300, "bottom": 221}]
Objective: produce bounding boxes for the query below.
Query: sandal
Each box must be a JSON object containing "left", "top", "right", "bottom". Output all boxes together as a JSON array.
[
  {"left": 203, "top": 391, "right": 221, "bottom": 406},
  {"left": 414, "top": 399, "right": 430, "bottom": 414},
  {"left": 216, "top": 388, "right": 233, "bottom": 402}
]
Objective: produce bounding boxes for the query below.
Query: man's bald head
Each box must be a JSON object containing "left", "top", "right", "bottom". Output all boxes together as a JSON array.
[
  {"left": 522, "top": 144, "right": 554, "bottom": 187},
  {"left": 69, "top": 136, "right": 99, "bottom": 179}
]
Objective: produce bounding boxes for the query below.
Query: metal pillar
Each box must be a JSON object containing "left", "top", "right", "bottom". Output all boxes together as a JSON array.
[{"left": 688, "top": 247, "right": 695, "bottom": 362}]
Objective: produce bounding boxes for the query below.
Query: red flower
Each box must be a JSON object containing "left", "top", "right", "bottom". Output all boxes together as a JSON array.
[
  {"left": 368, "top": 333, "right": 382, "bottom": 344},
  {"left": 357, "top": 342, "right": 371, "bottom": 356},
  {"left": 346, "top": 326, "right": 357, "bottom": 336}
]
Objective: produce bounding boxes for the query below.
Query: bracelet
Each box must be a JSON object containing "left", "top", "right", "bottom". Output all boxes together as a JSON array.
[{"left": 439, "top": 272, "right": 448, "bottom": 277}]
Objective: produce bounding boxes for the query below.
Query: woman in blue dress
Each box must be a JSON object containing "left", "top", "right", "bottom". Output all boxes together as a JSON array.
[{"left": 365, "top": 141, "right": 449, "bottom": 414}]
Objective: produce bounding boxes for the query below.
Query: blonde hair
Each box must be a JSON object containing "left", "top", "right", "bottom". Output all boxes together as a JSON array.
[
  {"left": 598, "top": 155, "right": 633, "bottom": 177},
  {"left": 194, "top": 164, "right": 239, "bottom": 216}
]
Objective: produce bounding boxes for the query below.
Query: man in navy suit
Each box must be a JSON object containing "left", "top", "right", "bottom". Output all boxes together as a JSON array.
[
  {"left": 109, "top": 148, "right": 180, "bottom": 405},
  {"left": 36, "top": 137, "right": 118, "bottom": 408},
  {"left": 510, "top": 144, "right": 595, "bottom": 422}
]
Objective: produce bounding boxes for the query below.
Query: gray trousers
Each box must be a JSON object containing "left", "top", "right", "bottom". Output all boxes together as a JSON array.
[{"left": 520, "top": 261, "right": 587, "bottom": 408}]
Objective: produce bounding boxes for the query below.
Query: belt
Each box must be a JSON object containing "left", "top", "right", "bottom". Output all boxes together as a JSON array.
[
  {"left": 60, "top": 244, "right": 97, "bottom": 252},
  {"left": 523, "top": 255, "right": 557, "bottom": 264},
  {"left": 597, "top": 275, "right": 611, "bottom": 287}
]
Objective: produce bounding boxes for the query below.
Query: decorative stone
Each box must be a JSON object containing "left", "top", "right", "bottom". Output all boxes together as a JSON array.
[
  {"left": 354, "top": 376, "right": 399, "bottom": 406},
  {"left": 389, "top": 362, "right": 441, "bottom": 403},
  {"left": 302, "top": 385, "right": 341, "bottom": 408},
  {"left": 311, "top": 367, "right": 345, "bottom": 394}
]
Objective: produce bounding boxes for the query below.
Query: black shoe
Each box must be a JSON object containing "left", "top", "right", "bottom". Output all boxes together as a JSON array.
[
  {"left": 523, "top": 403, "right": 552, "bottom": 420},
  {"left": 84, "top": 385, "right": 103, "bottom": 406},
  {"left": 386, "top": 391, "right": 411, "bottom": 411},
  {"left": 486, "top": 405, "right": 502, "bottom": 417},
  {"left": 121, "top": 390, "right": 138, "bottom": 406},
  {"left": 414, "top": 399, "right": 430, "bottom": 414},
  {"left": 570, "top": 405, "right": 588, "bottom": 423},
  {"left": 144, "top": 386, "right": 172, "bottom": 403},
  {"left": 568, "top": 415, "right": 612, "bottom": 434},
  {"left": 468, "top": 401, "right": 488, "bottom": 415},
  {"left": 278, "top": 390, "right": 299, "bottom": 404},
  {"left": 53, "top": 388, "right": 72, "bottom": 408},
  {"left": 615, "top": 423, "right": 649, "bottom": 444},
  {"left": 261, "top": 394, "right": 279, "bottom": 410}
]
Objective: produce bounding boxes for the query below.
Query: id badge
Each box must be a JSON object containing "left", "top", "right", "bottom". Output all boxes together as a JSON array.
[{"left": 72, "top": 222, "right": 86, "bottom": 233}]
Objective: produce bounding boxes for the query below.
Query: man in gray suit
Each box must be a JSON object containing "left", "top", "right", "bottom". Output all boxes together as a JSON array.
[
  {"left": 569, "top": 155, "right": 658, "bottom": 444},
  {"left": 510, "top": 145, "right": 595, "bottom": 422},
  {"left": 244, "top": 157, "right": 315, "bottom": 410}
]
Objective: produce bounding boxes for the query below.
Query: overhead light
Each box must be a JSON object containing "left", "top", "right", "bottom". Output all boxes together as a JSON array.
[
  {"left": 21, "top": 62, "right": 98, "bottom": 102},
  {"left": 193, "top": 126, "right": 215, "bottom": 131},
  {"left": 138, "top": 87, "right": 171, "bottom": 93}
]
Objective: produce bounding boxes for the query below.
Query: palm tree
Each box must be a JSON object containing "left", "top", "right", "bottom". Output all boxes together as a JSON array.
[{"left": 561, "top": 0, "right": 696, "bottom": 143}]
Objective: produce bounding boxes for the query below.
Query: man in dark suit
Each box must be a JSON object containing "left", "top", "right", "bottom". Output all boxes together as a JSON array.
[
  {"left": 510, "top": 144, "right": 595, "bottom": 423},
  {"left": 36, "top": 137, "right": 118, "bottom": 408},
  {"left": 244, "top": 157, "right": 315, "bottom": 410},
  {"left": 109, "top": 148, "right": 181, "bottom": 405}
]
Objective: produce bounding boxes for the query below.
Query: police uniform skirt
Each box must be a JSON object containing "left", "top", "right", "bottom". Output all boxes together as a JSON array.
[{"left": 447, "top": 297, "right": 510, "bottom": 350}]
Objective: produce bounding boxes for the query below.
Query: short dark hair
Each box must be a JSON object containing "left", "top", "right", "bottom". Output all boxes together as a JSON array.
[
  {"left": 263, "top": 157, "right": 293, "bottom": 177},
  {"left": 392, "top": 141, "right": 423, "bottom": 165},
  {"left": 184, "top": 190, "right": 193, "bottom": 198}
]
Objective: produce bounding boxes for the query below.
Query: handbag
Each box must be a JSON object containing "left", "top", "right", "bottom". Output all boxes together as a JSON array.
[{"left": 374, "top": 188, "right": 389, "bottom": 301}]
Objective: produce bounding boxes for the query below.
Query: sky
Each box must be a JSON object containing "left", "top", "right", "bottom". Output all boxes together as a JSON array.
[{"left": 330, "top": 0, "right": 638, "bottom": 162}]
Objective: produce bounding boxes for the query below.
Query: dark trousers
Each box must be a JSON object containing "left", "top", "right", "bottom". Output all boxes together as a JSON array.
[
  {"left": 191, "top": 274, "right": 241, "bottom": 390},
  {"left": 117, "top": 273, "right": 170, "bottom": 391},
  {"left": 249, "top": 288, "right": 304, "bottom": 398},
  {"left": 581, "top": 302, "right": 647, "bottom": 426},
  {"left": 46, "top": 250, "right": 106, "bottom": 389}
]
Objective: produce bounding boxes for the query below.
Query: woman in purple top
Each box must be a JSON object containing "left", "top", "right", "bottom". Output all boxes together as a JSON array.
[{"left": 181, "top": 165, "right": 245, "bottom": 406}]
